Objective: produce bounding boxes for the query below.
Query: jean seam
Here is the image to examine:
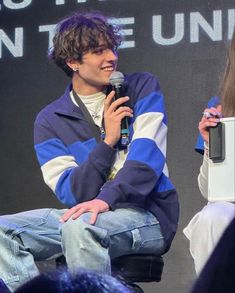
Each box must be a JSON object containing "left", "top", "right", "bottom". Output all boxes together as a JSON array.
[
  {"left": 2, "top": 234, "right": 20, "bottom": 284},
  {"left": 108, "top": 222, "right": 159, "bottom": 237}
]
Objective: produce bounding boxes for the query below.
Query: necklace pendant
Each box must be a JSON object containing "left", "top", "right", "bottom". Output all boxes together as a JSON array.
[{"left": 92, "top": 113, "right": 100, "bottom": 119}]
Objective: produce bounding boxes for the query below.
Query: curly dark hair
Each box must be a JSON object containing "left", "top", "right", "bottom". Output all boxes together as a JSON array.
[{"left": 48, "top": 11, "right": 123, "bottom": 77}]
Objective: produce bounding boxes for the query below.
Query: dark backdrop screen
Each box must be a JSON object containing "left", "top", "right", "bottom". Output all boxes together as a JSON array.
[{"left": 0, "top": 1, "right": 234, "bottom": 292}]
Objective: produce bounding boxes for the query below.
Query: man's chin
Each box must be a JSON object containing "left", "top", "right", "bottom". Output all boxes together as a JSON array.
[{"left": 101, "top": 77, "right": 111, "bottom": 85}]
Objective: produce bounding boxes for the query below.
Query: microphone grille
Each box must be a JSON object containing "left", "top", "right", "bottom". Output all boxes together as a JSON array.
[{"left": 109, "top": 71, "right": 124, "bottom": 86}]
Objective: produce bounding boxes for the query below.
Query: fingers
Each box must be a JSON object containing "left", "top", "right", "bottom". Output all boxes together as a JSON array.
[
  {"left": 59, "top": 199, "right": 109, "bottom": 224},
  {"left": 202, "top": 107, "right": 222, "bottom": 119},
  {"left": 200, "top": 107, "right": 221, "bottom": 127},
  {"left": 108, "top": 106, "right": 133, "bottom": 122},
  {"left": 104, "top": 93, "right": 130, "bottom": 113},
  {"left": 60, "top": 204, "right": 89, "bottom": 222},
  {"left": 60, "top": 205, "right": 92, "bottom": 222},
  {"left": 60, "top": 206, "right": 78, "bottom": 222},
  {"left": 198, "top": 106, "right": 222, "bottom": 144},
  {"left": 104, "top": 100, "right": 133, "bottom": 121},
  {"left": 70, "top": 208, "right": 86, "bottom": 221},
  {"left": 198, "top": 119, "right": 218, "bottom": 132},
  {"left": 116, "top": 111, "right": 133, "bottom": 122},
  {"left": 199, "top": 116, "right": 220, "bottom": 131},
  {"left": 104, "top": 90, "right": 115, "bottom": 111},
  {"left": 109, "top": 96, "right": 130, "bottom": 112},
  {"left": 216, "top": 104, "right": 222, "bottom": 113},
  {"left": 90, "top": 211, "right": 98, "bottom": 225},
  {"left": 60, "top": 207, "right": 84, "bottom": 222},
  {"left": 114, "top": 106, "right": 133, "bottom": 115},
  {"left": 60, "top": 206, "right": 96, "bottom": 223}
]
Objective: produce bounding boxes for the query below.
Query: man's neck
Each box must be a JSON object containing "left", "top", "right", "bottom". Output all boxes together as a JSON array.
[{"left": 72, "top": 77, "right": 106, "bottom": 96}]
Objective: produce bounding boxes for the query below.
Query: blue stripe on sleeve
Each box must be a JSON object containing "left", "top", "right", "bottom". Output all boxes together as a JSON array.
[
  {"left": 155, "top": 173, "right": 175, "bottom": 193},
  {"left": 34, "top": 138, "right": 70, "bottom": 166},
  {"left": 127, "top": 138, "right": 165, "bottom": 177},
  {"left": 207, "top": 96, "right": 220, "bottom": 108},
  {"left": 195, "top": 134, "right": 204, "bottom": 154},
  {"left": 195, "top": 96, "right": 220, "bottom": 154},
  {"left": 68, "top": 138, "right": 96, "bottom": 165},
  {"left": 55, "top": 169, "right": 77, "bottom": 207},
  {"left": 134, "top": 92, "right": 167, "bottom": 124}
]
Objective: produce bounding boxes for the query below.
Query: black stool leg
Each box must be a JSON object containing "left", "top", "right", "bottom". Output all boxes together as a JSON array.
[
  {"left": 115, "top": 275, "right": 144, "bottom": 293},
  {"left": 127, "top": 283, "right": 144, "bottom": 293}
]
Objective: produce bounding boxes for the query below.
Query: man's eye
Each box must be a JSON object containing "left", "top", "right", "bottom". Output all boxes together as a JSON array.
[{"left": 93, "top": 49, "right": 104, "bottom": 55}]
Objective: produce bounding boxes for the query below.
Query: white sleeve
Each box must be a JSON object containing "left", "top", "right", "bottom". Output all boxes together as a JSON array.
[{"left": 198, "top": 153, "right": 209, "bottom": 200}]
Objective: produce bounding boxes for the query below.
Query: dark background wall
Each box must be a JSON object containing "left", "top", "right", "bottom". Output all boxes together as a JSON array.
[{"left": 0, "top": 1, "right": 234, "bottom": 292}]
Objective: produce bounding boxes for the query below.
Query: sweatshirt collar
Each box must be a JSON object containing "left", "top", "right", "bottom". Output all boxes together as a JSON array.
[{"left": 54, "top": 84, "right": 85, "bottom": 120}]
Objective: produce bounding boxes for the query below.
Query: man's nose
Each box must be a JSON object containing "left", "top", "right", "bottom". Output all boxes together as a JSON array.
[{"left": 106, "top": 49, "right": 118, "bottom": 61}]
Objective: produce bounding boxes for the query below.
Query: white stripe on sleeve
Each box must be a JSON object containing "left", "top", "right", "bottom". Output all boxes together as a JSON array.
[{"left": 41, "top": 155, "right": 78, "bottom": 192}]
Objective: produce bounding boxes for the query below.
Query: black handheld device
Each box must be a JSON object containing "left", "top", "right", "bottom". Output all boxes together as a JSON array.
[{"left": 209, "top": 122, "right": 225, "bottom": 162}]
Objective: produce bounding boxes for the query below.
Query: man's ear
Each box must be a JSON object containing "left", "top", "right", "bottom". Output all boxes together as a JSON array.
[{"left": 66, "top": 60, "right": 79, "bottom": 72}]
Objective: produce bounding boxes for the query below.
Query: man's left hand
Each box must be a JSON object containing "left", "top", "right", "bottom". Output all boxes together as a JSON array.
[{"left": 60, "top": 199, "right": 110, "bottom": 224}]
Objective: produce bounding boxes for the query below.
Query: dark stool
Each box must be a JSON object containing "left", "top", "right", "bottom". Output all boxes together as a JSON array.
[
  {"left": 56, "top": 254, "right": 164, "bottom": 292},
  {"left": 111, "top": 254, "right": 164, "bottom": 282}
]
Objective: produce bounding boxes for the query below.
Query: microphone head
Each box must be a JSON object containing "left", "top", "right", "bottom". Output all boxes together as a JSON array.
[{"left": 109, "top": 71, "right": 124, "bottom": 86}]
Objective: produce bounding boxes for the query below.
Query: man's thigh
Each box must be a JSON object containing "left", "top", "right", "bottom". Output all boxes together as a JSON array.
[
  {"left": 80, "top": 208, "right": 166, "bottom": 258},
  {"left": 0, "top": 208, "right": 66, "bottom": 260}
]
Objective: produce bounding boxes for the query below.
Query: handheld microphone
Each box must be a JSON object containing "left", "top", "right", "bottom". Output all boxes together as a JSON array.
[{"left": 109, "top": 71, "right": 129, "bottom": 147}]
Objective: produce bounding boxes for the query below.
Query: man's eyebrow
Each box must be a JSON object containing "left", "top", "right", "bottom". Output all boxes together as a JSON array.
[
  {"left": 96, "top": 44, "right": 107, "bottom": 49},
  {"left": 90, "top": 44, "right": 107, "bottom": 52}
]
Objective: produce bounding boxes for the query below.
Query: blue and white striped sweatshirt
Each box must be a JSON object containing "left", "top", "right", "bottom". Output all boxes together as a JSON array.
[{"left": 34, "top": 72, "right": 179, "bottom": 251}]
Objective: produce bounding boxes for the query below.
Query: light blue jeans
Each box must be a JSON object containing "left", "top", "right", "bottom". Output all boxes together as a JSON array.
[{"left": 0, "top": 207, "right": 165, "bottom": 292}]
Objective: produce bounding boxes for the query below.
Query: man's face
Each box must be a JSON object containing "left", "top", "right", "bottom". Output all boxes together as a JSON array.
[{"left": 73, "top": 44, "right": 118, "bottom": 95}]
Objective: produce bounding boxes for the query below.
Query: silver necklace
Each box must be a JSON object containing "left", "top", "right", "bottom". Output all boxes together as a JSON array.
[{"left": 90, "top": 109, "right": 101, "bottom": 120}]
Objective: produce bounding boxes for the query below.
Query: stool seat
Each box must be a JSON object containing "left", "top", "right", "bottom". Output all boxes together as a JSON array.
[
  {"left": 111, "top": 254, "right": 164, "bottom": 283},
  {"left": 56, "top": 254, "right": 164, "bottom": 287}
]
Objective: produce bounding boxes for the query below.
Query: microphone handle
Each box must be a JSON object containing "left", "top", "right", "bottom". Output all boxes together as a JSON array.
[
  {"left": 120, "top": 116, "right": 129, "bottom": 146},
  {"left": 113, "top": 85, "right": 129, "bottom": 147}
]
